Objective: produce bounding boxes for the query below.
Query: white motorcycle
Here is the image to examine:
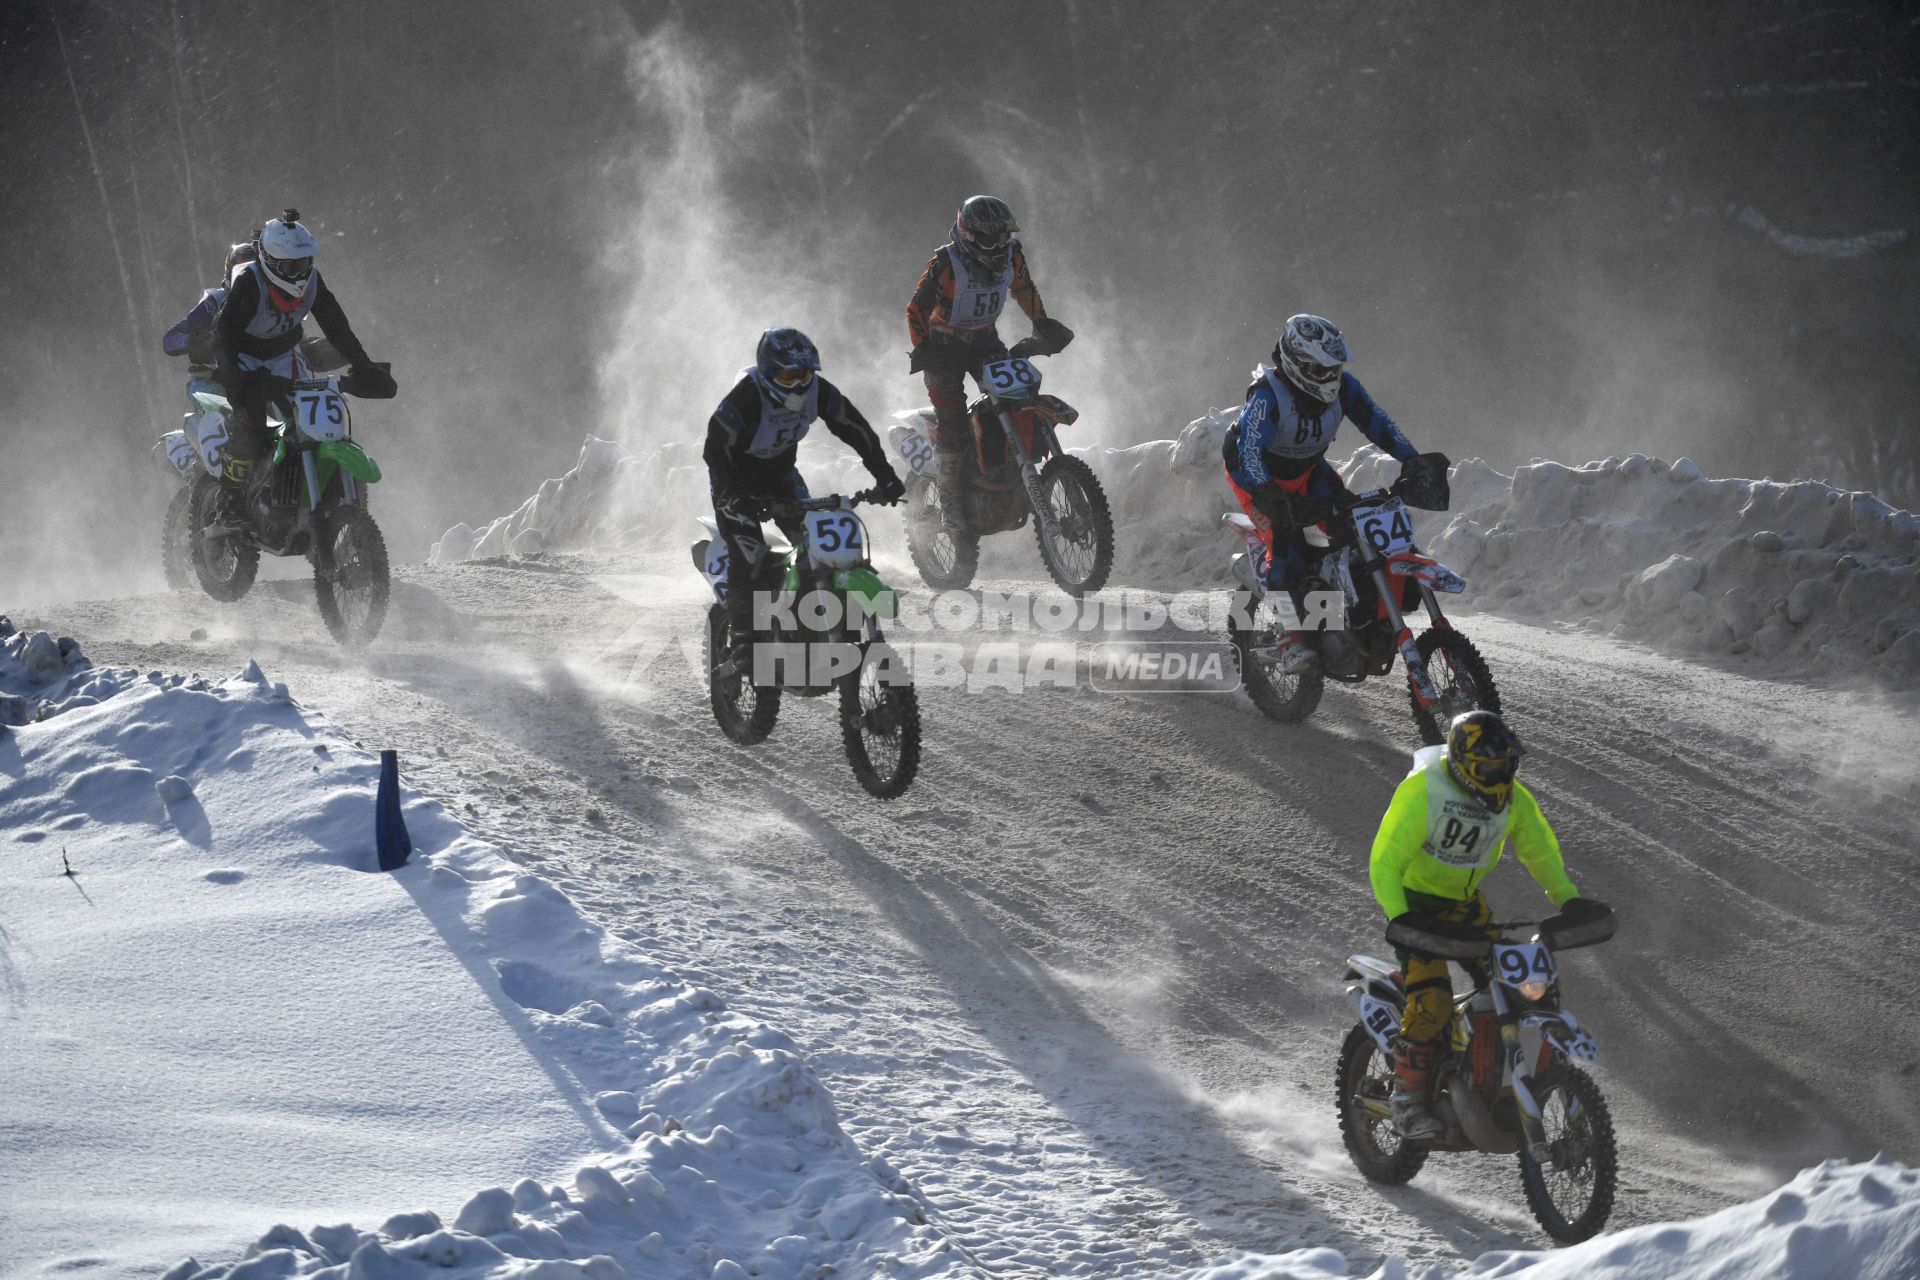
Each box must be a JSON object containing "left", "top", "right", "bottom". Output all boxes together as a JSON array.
[{"left": 1337, "top": 902, "right": 1619, "bottom": 1241}]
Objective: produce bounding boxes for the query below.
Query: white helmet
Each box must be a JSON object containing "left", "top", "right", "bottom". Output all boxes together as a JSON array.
[
  {"left": 258, "top": 208, "right": 319, "bottom": 297},
  {"left": 1275, "top": 314, "right": 1350, "bottom": 404}
]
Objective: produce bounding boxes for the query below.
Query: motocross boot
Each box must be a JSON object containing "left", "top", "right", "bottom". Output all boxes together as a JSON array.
[
  {"left": 208, "top": 457, "right": 255, "bottom": 532},
  {"left": 1273, "top": 630, "right": 1321, "bottom": 676},
  {"left": 933, "top": 445, "right": 968, "bottom": 533},
  {"left": 1390, "top": 1038, "right": 1444, "bottom": 1141}
]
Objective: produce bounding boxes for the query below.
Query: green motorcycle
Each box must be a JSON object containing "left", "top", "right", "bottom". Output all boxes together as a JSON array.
[
  {"left": 186, "top": 371, "right": 392, "bottom": 647},
  {"left": 691, "top": 491, "right": 921, "bottom": 798}
]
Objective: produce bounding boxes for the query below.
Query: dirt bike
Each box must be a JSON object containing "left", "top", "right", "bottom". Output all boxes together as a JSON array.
[
  {"left": 889, "top": 352, "right": 1115, "bottom": 597},
  {"left": 184, "top": 370, "right": 393, "bottom": 647},
  {"left": 690, "top": 491, "right": 921, "bottom": 799},
  {"left": 1223, "top": 473, "right": 1497, "bottom": 744},
  {"left": 1337, "top": 903, "right": 1619, "bottom": 1242},
  {"left": 155, "top": 338, "right": 347, "bottom": 591}
]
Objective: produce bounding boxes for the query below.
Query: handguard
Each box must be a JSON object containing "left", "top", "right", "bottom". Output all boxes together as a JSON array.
[{"left": 1385, "top": 913, "right": 1491, "bottom": 962}]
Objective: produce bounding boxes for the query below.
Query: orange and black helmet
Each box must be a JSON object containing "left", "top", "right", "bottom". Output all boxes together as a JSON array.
[{"left": 1445, "top": 710, "right": 1525, "bottom": 811}]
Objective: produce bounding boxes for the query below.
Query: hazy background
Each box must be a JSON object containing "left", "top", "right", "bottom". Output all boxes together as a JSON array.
[{"left": 2, "top": 0, "right": 1914, "bottom": 603}]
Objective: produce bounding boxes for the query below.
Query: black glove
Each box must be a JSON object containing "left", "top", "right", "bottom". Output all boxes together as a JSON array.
[
  {"left": 1393, "top": 451, "right": 1451, "bottom": 511},
  {"left": 1032, "top": 316, "right": 1074, "bottom": 354},
  {"left": 907, "top": 344, "right": 931, "bottom": 374},
  {"left": 1290, "top": 493, "right": 1338, "bottom": 527},
  {"left": 1006, "top": 336, "right": 1043, "bottom": 361},
  {"left": 341, "top": 362, "right": 398, "bottom": 400},
  {"left": 1250, "top": 485, "right": 1293, "bottom": 526},
  {"left": 185, "top": 331, "right": 217, "bottom": 366},
  {"left": 869, "top": 469, "right": 906, "bottom": 505},
  {"left": 1557, "top": 896, "right": 1610, "bottom": 921}
]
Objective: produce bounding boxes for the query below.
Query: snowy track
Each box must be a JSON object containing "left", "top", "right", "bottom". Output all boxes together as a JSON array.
[{"left": 26, "top": 555, "right": 1920, "bottom": 1273}]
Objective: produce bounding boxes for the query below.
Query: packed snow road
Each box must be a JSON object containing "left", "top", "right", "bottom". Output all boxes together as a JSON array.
[{"left": 26, "top": 554, "right": 1920, "bottom": 1273}]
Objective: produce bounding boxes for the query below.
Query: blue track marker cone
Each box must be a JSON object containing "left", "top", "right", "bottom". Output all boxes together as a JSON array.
[{"left": 376, "top": 749, "right": 412, "bottom": 871}]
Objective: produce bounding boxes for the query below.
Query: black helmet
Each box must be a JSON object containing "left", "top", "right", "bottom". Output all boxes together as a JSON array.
[
  {"left": 1444, "top": 710, "right": 1525, "bottom": 811},
  {"left": 223, "top": 239, "right": 259, "bottom": 278},
  {"left": 953, "top": 195, "right": 1018, "bottom": 271}
]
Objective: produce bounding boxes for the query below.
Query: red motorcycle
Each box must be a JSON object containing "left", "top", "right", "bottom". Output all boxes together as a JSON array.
[{"left": 1223, "top": 475, "right": 1498, "bottom": 743}]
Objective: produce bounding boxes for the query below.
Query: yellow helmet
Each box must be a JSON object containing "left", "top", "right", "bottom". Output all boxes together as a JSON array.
[{"left": 1444, "top": 710, "right": 1525, "bottom": 810}]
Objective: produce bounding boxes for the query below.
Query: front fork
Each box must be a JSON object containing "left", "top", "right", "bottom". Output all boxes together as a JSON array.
[
  {"left": 1492, "top": 984, "right": 1566, "bottom": 1168},
  {"left": 999, "top": 408, "right": 1059, "bottom": 541},
  {"left": 1372, "top": 565, "right": 1441, "bottom": 706}
]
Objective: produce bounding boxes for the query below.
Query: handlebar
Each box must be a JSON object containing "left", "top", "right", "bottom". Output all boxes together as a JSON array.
[{"left": 760, "top": 490, "right": 892, "bottom": 519}]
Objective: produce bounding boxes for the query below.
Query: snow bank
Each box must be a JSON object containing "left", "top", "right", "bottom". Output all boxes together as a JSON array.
[
  {"left": 1332, "top": 444, "right": 1920, "bottom": 688},
  {"left": 1187, "top": 1157, "right": 1920, "bottom": 1279},
  {"left": 2, "top": 637, "right": 961, "bottom": 1279}
]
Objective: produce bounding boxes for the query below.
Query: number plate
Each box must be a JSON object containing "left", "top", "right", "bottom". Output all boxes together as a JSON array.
[
  {"left": 897, "top": 427, "right": 937, "bottom": 476},
  {"left": 980, "top": 357, "right": 1041, "bottom": 399},
  {"left": 1354, "top": 499, "right": 1416, "bottom": 559},
  {"left": 161, "top": 430, "right": 196, "bottom": 475},
  {"left": 1357, "top": 993, "right": 1400, "bottom": 1051},
  {"left": 804, "top": 509, "right": 866, "bottom": 568},
  {"left": 1493, "top": 942, "right": 1557, "bottom": 990},
  {"left": 192, "top": 408, "right": 230, "bottom": 470},
  {"left": 294, "top": 388, "right": 350, "bottom": 442},
  {"left": 701, "top": 540, "right": 731, "bottom": 599}
]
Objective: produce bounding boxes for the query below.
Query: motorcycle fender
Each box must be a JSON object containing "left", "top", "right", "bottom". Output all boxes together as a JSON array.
[
  {"left": 1390, "top": 552, "right": 1466, "bottom": 594},
  {"left": 1522, "top": 1011, "right": 1599, "bottom": 1062},
  {"left": 317, "top": 440, "right": 382, "bottom": 484},
  {"left": 835, "top": 566, "right": 898, "bottom": 621}
]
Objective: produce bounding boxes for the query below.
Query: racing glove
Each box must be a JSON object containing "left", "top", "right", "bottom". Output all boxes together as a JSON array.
[
  {"left": 342, "top": 362, "right": 398, "bottom": 400},
  {"left": 907, "top": 344, "right": 931, "bottom": 374},
  {"left": 869, "top": 467, "right": 907, "bottom": 506}
]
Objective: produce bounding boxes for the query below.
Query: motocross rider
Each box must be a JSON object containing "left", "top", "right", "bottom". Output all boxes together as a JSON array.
[
  {"left": 705, "top": 327, "right": 906, "bottom": 674},
  {"left": 163, "top": 238, "right": 257, "bottom": 409},
  {"left": 1222, "top": 314, "right": 1448, "bottom": 673},
  {"left": 1368, "top": 710, "right": 1601, "bottom": 1140},
  {"left": 211, "top": 209, "right": 393, "bottom": 502},
  {"left": 906, "top": 195, "right": 1073, "bottom": 527}
]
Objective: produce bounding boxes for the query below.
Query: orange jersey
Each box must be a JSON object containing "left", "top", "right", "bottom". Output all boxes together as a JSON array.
[{"left": 907, "top": 242, "right": 1047, "bottom": 347}]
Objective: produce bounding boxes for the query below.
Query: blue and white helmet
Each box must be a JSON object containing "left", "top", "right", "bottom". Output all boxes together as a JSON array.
[
  {"left": 1275, "top": 314, "right": 1350, "bottom": 405},
  {"left": 755, "top": 327, "right": 821, "bottom": 409}
]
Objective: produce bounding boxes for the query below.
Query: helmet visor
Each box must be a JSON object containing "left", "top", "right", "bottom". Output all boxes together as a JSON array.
[
  {"left": 263, "top": 251, "right": 313, "bottom": 284},
  {"left": 1472, "top": 755, "right": 1519, "bottom": 787}
]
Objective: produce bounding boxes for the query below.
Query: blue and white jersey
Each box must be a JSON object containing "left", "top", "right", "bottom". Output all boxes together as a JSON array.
[
  {"left": 731, "top": 367, "right": 824, "bottom": 457},
  {"left": 1227, "top": 363, "right": 1417, "bottom": 489}
]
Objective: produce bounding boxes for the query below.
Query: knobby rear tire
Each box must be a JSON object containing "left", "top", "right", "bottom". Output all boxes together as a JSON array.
[
  {"left": 187, "top": 474, "right": 259, "bottom": 602},
  {"left": 1336, "top": 1024, "right": 1427, "bottom": 1184},
  {"left": 1229, "top": 600, "right": 1324, "bottom": 723},
  {"left": 161, "top": 484, "right": 194, "bottom": 590},
  {"left": 706, "top": 603, "right": 780, "bottom": 745},
  {"left": 905, "top": 478, "right": 980, "bottom": 590}
]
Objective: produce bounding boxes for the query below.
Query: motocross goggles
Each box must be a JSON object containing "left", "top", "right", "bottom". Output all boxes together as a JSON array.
[
  {"left": 771, "top": 367, "right": 813, "bottom": 390},
  {"left": 262, "top": 251, "right": 314, "bottom": 284}
]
